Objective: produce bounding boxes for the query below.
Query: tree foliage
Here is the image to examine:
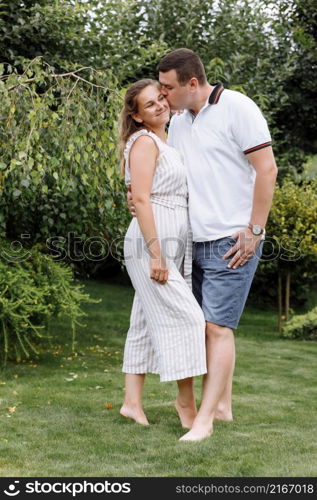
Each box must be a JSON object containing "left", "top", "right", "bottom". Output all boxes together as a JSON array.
[
  {"left": 1, "top": 0, "right": 315, "bottom": 175},
  {"left": 0, "top": 57, "right": 130, "bottom": 276}
]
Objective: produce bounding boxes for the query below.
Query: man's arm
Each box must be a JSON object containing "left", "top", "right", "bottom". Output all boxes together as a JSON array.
[
  {"left": 223, "top": 146, "right": 278, "bottom": 269},
  {"left": 247, "top": 146, "right": 278, "bottom": 227}
]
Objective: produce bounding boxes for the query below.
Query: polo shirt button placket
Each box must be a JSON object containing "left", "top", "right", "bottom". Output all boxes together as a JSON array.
[{"left": 191, "top": 115, "right": 198, "bottom": 132}]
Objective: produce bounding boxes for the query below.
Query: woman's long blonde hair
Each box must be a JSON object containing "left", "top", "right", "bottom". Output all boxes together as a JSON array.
[{"left": 118, "top": 79, "right": 160, "bottom": 175}]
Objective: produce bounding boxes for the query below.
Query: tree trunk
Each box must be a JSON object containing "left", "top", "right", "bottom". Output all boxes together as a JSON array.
[
  {"left": 285, "top": 271, "right": 291, "bottom": 322},
  {"left": 278, "top": 272, "right": 283, "bottom": 333}
]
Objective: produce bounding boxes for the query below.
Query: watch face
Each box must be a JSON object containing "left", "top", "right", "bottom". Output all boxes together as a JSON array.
[{"left": 253, "top": 225, "right": 262, "bottom": 235}]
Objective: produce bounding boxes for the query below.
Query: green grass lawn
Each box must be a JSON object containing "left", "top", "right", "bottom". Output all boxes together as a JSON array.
[{"left": 1, "top": 280, "right": 316, "bottom": 477}]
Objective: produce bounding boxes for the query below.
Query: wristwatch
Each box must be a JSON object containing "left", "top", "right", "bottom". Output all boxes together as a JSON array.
[{"left": 248, "top": 223, "right": 265, "bottom": 236}]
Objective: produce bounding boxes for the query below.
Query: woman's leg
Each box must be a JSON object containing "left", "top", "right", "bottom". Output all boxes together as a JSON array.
[
  {"left": 121, "top": 293, "right": 158, "bottom": 425},
  {"left": 122, "top": 210, "right": 206, "bottom": 427},
  {"left": 120, "top": 373, "right": 149, "bottom": 425},
  {"left": 122, "top": 293, "right": 158, "bottom": 376},
  {"left": 175, "top": 377, "right": 197, "bottom": 429}
]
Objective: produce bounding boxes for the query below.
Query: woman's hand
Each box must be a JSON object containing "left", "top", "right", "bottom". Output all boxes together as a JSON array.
[{"left": 150, "top": 256, "right": 169, "bottom": 284}]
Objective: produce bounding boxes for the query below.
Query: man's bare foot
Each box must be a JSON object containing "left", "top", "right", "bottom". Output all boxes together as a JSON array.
[
  {"left": 179, "top": 425, "right": 213, "bottom": 442},
  {"left": 119, "top": 405, "right": 149, "bottom": 425},
  {"left": 174, "top": 396, "right": 197, "bottom": 429},
  {"left": 214, "top": 409, "right": 233, "bottom": 422}
]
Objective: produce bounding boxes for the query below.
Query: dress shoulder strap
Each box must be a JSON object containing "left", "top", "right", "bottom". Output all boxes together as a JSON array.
[{"left": 123, "top": 129, "right": 162, "bottom": 171}]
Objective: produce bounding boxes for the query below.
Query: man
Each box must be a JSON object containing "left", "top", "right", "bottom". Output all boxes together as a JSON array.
[{"left": 128, "top": 48, "right": 277, "bottom": 441}]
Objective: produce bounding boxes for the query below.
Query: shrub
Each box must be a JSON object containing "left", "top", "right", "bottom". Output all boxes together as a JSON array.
[
  {"left": 281, "top": 307, "right": 317, "bottom": 341},
  {"left": 251, "top": 176, "right": 317, "bottom": 330},
  {"left": 0, "top": 238, "right": 99, "bottom": 368}
]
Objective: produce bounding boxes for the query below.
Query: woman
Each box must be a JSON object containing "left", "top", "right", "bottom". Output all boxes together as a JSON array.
[{"left": 118, "top": 79, "right": 206, "bottom": 434}]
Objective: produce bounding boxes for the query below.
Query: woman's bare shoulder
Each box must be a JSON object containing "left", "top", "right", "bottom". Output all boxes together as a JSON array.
[{"left": 130, "top": 133, "right": 159, "bottom": 157}]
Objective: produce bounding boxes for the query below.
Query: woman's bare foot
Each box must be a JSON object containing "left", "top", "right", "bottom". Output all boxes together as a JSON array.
[
  {"left": 179, "top": 424, "right": 213, "bottom": 442},
  {"left": 119, "top": 405, "right": 149, "bottom": 425},
  {"left": 214, "top": 408, "right": 233, "bottom": 422},
  {"left": 174, "top": 396, "right": 197, "bottom": 429}
]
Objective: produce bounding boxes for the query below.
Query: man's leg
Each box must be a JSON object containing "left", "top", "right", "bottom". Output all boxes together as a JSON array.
[
  {"left": 179, "top": 322, "right": 235, "bottom": 440},
  {"left": 210, "top": 338, "right": 235, "bottom": 422},
  {"left": 191, "top": 247, "right": 234, "bottom": 421},
  {"left": 180, "top": 237, "right": 262, "bottom": 441},
  {"left": 203, "top": 322, "right": 235, "bottom": 423}
]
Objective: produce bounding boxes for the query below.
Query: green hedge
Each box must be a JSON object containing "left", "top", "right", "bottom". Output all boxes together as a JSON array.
[{"left": 282, "top": 307, "right": 317, "bottom": 341}]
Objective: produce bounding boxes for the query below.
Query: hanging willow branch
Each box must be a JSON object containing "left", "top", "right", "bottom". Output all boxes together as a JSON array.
[{"left": 1, "top": 57, "right": 118, "bottom": 93}]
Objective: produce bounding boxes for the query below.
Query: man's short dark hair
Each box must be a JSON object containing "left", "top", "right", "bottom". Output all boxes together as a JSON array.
[{"left": 158, "top": 48, "right": 207, "bottom": 86}]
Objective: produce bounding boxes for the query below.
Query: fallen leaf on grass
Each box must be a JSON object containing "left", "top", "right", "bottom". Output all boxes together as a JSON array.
[
  {"left": 64, "top": 374, "right": 78, "bottom": 382},
  {"left": 67, "top": 354, "right": 78, "bottom": 360},
  {"left": 6, "top": 406, "right": 16, "bottom": 414}
]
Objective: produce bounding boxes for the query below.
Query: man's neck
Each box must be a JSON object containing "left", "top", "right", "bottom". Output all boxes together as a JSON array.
[{"left": 189, "top": 83, "right": 214, "bottom": 115}]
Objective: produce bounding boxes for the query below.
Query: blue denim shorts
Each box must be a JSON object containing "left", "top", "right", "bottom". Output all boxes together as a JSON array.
[{"left": 192, "top": 237, "right": 263, "bottom": 329}]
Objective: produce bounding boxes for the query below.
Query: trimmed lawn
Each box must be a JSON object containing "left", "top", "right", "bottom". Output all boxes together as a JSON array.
[{"left": 0, "top": 280, "right": 316, "bottom": 477}]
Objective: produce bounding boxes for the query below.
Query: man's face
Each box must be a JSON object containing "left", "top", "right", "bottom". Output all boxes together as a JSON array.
[{"left": 159, "top": 70, "right": 190, "bottom": 111}]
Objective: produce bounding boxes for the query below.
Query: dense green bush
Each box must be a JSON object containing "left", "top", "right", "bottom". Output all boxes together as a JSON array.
[
  {"left": 282, "top": 306, "right": 317, "bottom": 341},
  {"left": 0, "top": 238, "right": 98, "bottom": 367},
  {"left": 251, "top": 176, "right": 317, "bottom": 326}
]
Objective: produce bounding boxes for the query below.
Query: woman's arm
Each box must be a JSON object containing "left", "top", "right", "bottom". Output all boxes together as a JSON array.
[{"left": 129, "top": 135, "right": 168, "bottom": 284}]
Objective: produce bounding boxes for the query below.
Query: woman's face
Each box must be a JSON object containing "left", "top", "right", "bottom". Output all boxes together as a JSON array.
[{"left": 132, "top": 85, "right": 170, "bottom": 129}]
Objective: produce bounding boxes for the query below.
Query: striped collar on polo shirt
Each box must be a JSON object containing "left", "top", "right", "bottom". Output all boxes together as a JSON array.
[
  {"left": 208, "top": 82, "right": 224, "bottom": 105},
  {"left": 188, "top": 82, "right": 224, "bottom": 121}
]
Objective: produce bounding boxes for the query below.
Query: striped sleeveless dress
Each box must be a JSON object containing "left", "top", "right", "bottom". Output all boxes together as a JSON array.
[{"left": 122, "top": 129, "right": 206, "bottom": 382}]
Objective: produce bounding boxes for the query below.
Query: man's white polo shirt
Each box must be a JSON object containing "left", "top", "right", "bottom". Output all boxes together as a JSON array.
[{"left": 167, "top": 83, "right": 272, "bottom": 242}]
